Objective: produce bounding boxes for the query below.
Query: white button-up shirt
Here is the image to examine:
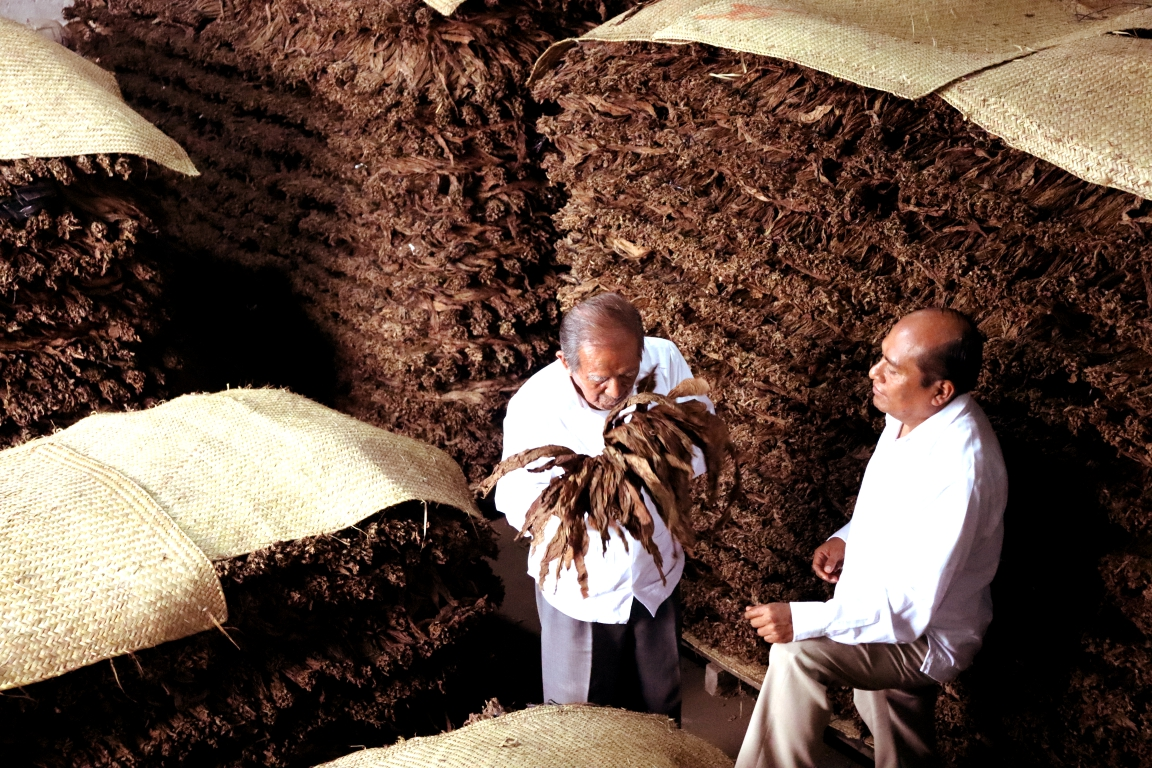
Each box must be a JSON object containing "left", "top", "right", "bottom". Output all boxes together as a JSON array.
[
  {"left": 789, "top": 393, "right": 1008, "bottom": 682},
  {"left": 495, "top": 337, "right": 709, "bottom": 624}
]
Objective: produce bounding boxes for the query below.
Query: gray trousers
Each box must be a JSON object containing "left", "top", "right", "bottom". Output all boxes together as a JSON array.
[
  {"left": 736, "top": 637, "right": 940, "bottom": 768},
  {"left": 535, "top": 590, "right": 682, "bottom": 721}
]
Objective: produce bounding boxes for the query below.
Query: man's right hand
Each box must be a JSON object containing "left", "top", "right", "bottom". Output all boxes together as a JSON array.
[{"left": 812, "top": 537, "right": 846, "bottom": 583}]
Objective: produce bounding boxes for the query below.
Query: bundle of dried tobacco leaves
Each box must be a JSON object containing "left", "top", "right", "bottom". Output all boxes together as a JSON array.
[{"left": 479, "top": 378, "right": 737, "bottom": 597}]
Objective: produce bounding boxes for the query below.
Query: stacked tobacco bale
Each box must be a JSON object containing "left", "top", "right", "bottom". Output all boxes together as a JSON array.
[
  {"left": 1, "top": 500, "right": 500, "bottom": 767},
  {"left": 0, "top": 389, "right": 502, "bottom": 768},
  {"left": 0, "top": 156, "right": 166, "bottom": 447},
  {"left": 66, "top": 0, "right": 623, "bottom": 479},
  {"left": 0, "top": 14, "right": 199, "bottom": 448},
  {"left": 535, "top": 42, "right": 1152, "bottom": 766}
]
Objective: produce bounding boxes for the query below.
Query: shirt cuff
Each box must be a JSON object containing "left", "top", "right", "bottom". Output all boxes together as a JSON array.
[{"left": 789, "top": 601, "right": 837, "bottom": 641}]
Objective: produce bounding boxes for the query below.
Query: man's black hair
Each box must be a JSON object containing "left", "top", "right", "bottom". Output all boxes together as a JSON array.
[{"left": 917, "top": 308, "right": 984, "bottom": 395}]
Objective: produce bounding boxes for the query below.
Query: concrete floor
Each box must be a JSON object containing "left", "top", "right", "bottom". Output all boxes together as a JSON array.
[{"left": 488, "top": 521, "right": 862, "bottom": 766}]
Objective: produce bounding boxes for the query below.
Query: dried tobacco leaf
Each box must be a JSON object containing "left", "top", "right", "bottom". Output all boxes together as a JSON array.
[{"left": 478, "top": 378, "right": 739, "bottom": 598}]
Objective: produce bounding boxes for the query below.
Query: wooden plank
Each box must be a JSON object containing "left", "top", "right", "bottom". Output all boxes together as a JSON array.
[
  {"left": 681, "top": 631, "right": 766, "bottom": 689},
  {"left": 681, "top": 632, "right": 876, "bottom": 765}
]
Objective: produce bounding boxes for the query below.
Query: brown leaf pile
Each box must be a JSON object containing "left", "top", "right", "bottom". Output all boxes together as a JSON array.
[
  {"left": 0, "top": 155, "right": 163, "bottom": 447},
  {"left": 535, "top": 41, "right": 1152, "bottom": 767},
  {"left": 479, "top": 378, "right": 738, "bottom": 597},
  {"left": 66, "top": 0, "right": 626, "bottom": 480},
  {"left": 0, "top": 501, "right": 502, "bottom": 767}
]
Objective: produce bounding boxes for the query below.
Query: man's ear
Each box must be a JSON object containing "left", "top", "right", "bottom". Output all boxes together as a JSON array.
[
  {"left": 557, "top": 350, "right": 570, "bottom": 373},
  {"left": 932, "top": 379, "right": 956, "bottom": 407}
]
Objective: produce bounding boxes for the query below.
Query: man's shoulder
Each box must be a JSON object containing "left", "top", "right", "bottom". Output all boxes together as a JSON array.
[
  {"left": 937, "top": 397, "right": 1007, "bottom": 480},
  {"left": 643, "top": 336, "right": 684, "bottom": 359},
  {"left": 507, "top": 359, "right": 568, "bottom": 413}
]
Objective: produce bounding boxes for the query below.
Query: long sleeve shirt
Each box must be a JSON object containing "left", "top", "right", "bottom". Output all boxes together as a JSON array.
[
  {"left": 789, "top": 393, "right": 1008, "bottom": 682},
  {"left": 494, "top": 337, "right": 710, "bottom": 624}
]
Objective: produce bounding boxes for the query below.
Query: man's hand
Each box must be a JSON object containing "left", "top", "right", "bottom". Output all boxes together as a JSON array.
[
  {"left": 745, "top": 603, "right": 793, "bottom": 644},
  {"left": 812, "top": 536, "right": 846, "bottom": 583}
]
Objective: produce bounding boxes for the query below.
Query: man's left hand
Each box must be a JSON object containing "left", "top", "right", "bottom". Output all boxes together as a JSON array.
[{"left": 745, "top": 603, "right": 794, "bottom": 643}]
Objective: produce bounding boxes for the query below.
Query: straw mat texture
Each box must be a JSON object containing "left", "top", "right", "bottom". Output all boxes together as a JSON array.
[
  {"left": 316, "top": 705, "right": 734, "bottom": 768},
  {"left": 941, "top": 33, "right": 1152, "bottom": 201},
  {"left": 577, "top": 0, "right": 1148, "bottom": 99},
  {"left": 0, "top": 17, "right": 197, "bottom": 174},
  {"left": 0, "top": 442, "right": 225, "bottom": 691},
  {"left": 50, "top": 388, "right": 482, "bottom": 560},
  {"left": 2, "top": 388, "right": 479, "bottom": 690},
  {"left": 424, "top": 0, "right": 467, "bottom": 16}
]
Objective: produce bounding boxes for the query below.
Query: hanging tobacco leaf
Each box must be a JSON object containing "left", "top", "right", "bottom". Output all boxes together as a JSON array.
[{"left": 478, "top": 378, "right": 739, "bottom": 598}]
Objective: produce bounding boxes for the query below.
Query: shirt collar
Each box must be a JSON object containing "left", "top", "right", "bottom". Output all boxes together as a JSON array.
[{"left": 888, "top": 392, "right": 972, "bottom": 443}]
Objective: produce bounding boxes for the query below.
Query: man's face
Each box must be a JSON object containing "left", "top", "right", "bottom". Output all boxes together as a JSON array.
[
  {"left": 559, "top": 333, "right": 642, "bottom": 411},
  {"left": 868, "top": 318, "right": 947, "bottom": 427}
]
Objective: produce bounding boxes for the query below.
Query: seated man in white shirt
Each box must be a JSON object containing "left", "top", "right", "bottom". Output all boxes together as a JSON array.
[
  {"left": 494, "top": 292, "right": 709, "bottom": 721},
  {"left": 736, "top": 308, "right": 1009, "bottom": 768}
]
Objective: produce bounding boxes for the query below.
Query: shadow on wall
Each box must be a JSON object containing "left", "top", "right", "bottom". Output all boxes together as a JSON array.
[
  {"left": 149, "top": 251, "right": 339, "bottom": 406},
  {"left": 941, "top": 410, "right": 1125, "bottom": 767}
]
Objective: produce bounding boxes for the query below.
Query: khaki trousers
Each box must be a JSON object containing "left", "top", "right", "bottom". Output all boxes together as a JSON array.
[{"left": 735, "top": 637, "right": 940, "bottom": 768}]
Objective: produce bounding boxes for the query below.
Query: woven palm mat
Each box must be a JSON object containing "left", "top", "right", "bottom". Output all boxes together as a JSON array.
[
  {"left": 940, "top": 33, "right": 1152, "bottom": 201},
  {"left": 0, "top": 442, "right": 225, "bottom": 691},
  {"left": 0, "top": 388, "right": 479, "bottom": 690},
  {"left": 316, "top": 705, "right": 734, "bottom": 768},
  {"left": 534, "top": 0, "right": 1152, "bottom": 200},
  {"left": 424, "top": 0, "right": 467, "bottom": 17},
  {"left": 0, "top": 16, "right": 196, "bottom": 174}
]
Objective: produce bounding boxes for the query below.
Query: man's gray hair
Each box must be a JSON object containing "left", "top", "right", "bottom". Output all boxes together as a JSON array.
[{"left": 559, "top": 293, "right": 645, "bottom": 372}]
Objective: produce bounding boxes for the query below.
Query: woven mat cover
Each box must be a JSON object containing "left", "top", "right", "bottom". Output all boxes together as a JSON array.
[
  {"left": 0, "top": 442, "right": 225, "bottom": 691},
  {"left": 50, "top": 388, "right": 481, "bottom": 560},
  {"left": 940, "top": 33, "right": 1152, "bottom": 201},
  {"left": 0, "top": 16, "right": 197, "bottom": 174},
  {"left": 578, "top": 0, "right": 1149, "bottom": 99},
  {"left": 424, "top": 0, "right": 466, "bottom": 16},
  {"left": 316, "top": 705, "right": 735, "bottom": 768},
  {"left": 1, "top": 388, "right": 477, "bottom": 689}
]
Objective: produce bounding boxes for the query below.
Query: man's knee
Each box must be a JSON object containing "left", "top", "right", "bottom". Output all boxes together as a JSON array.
[
  {"left": 768, "top": 639, "right": 806, "bottom": 668},
  {"left": 767, "top": 638, "right": 849, "bottom": 690},
  {"left": 769, "top": 638, "right": 833, "bottom": 671}
]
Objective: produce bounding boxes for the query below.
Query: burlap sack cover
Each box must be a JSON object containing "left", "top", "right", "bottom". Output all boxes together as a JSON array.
[
  {"left": 0, "top": 442, "right": 225, "bottom": 692},
  {"left": 577, "top": 0, "right": 1148, "bottom": 98},
  {"left": 1, "top": 389, "right": 480, "bottom": 690},
  {"left": 941, "top": 33, "right": 1152, "bottom": 201},
  {"left": 0, "top": 16, "right": 197, "bottom": 175},
  {"left": 535, "top": 1, "right": 1152, "bottom": 201},
  {"left": 51, "top": 388, "right": 481, "bottom": 559},
  {"left": 316, "top": 705, "right": 735, "bottom": 768},
  {"left": 424, "top": 0, "right": 467, "bottom": 17}
]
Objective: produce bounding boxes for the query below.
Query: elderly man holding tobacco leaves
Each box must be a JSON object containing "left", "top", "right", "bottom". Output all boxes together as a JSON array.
[
  {"left": 737, "top": 308, "right": 1008, "bottom": 768},
  {"left": 483, "top": 292, "right": 734, "bottom": 721}
]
